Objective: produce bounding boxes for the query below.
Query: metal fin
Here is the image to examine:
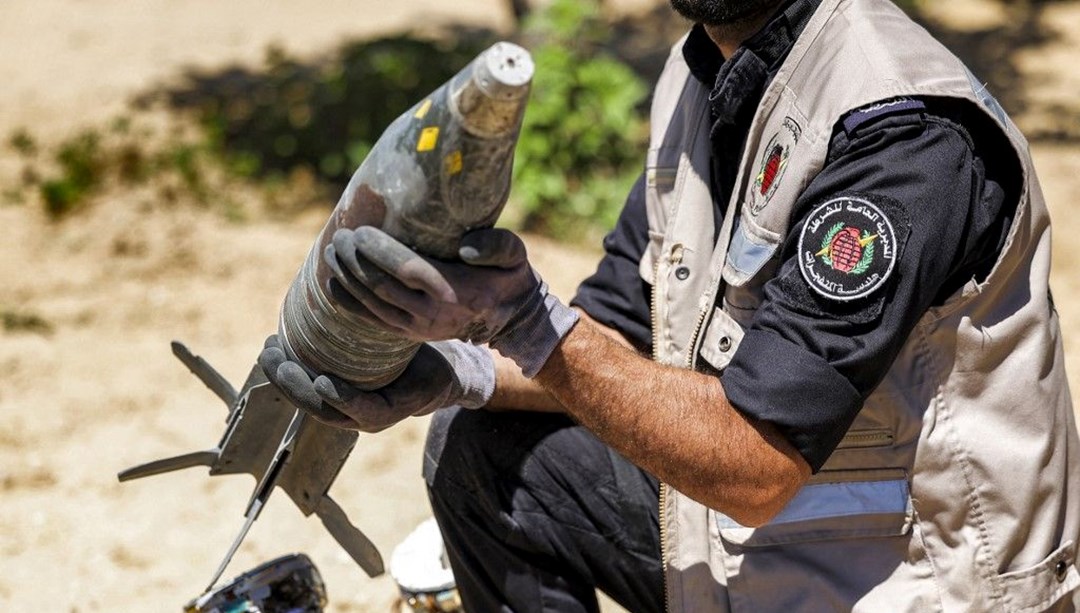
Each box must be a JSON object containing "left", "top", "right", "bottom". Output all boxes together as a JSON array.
[
  {"left": 172, "top": 341, "right": 239, "bottom": 408},
  {"left": 205, "top": 499, "right": 263, "bottom": 592},
  {"left": 316, "top": 495, "right": 385, "bottom": 577},
  {"left": 120, "top": 341, "right": 384, "bottom": 586},
  {"left": 117, "top": 450, "right": 218, "bottom": 482}
]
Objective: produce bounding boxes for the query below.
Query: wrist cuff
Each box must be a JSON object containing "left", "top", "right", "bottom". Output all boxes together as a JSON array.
[
  {"left": 433, "top": 340, "right": 496, "bottom": 410},
  {"left": 491, "top": 283, "right": 579, "bottom": 378}
]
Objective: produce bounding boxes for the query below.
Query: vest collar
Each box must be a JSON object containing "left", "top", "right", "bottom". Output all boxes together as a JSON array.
[{"left": 681, "top": 0, "right": 823, "bottom": 93}]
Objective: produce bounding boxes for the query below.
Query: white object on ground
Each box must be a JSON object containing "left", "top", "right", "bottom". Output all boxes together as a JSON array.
[{"left": 390, "top": 517, "right": 457, "bottom": 594}]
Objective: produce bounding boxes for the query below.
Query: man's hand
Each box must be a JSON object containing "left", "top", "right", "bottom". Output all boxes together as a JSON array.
[
  {"left": 323, "top": 226, "right": 578, "bottom": 377},
  {"left": 257, "top": 335, "right": 495, "bottom": 433}
]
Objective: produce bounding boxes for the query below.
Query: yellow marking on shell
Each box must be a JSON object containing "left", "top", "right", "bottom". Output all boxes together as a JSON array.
[
  {"left": 444, "top": 151, "right": 463, "bottom": 175},
  {"left": 417, "top": 127, "right": 440, "bottom": 152},
  {"left": 414, "top": 99, "right": 433, "bottom": 119}
]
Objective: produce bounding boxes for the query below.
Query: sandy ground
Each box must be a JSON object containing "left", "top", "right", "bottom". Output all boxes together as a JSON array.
[{"left": 1, "top": 1, "right": 1078, "bottom": 611}]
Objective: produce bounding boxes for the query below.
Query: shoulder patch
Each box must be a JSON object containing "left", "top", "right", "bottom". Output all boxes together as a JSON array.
[
  {"left": 842, "top": 97, "right": 926, "bottom": 135},
  {"left": 797, "top": 196, "right": 904, "bottom": 302}
]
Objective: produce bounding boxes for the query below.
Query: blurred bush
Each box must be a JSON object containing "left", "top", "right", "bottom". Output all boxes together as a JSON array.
[
  {"left": 8, "top": 119, "right": 228, "bottom": 219},
  {"left": 170, "top": 35, "right": 495, "bottom": 187},
  {"left": 511, "top": 0, "right": 648, "bottom": 240}
]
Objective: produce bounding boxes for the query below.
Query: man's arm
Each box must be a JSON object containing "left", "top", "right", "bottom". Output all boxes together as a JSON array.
[
  {"left": 485, "top": 309, "right": 641, "bottom": 414},
  {"left": 481, "top": 308, "right": 809, "bottom": 526},
  {"left": 536, "top": 318, "right": 810, "bottom": 527}
]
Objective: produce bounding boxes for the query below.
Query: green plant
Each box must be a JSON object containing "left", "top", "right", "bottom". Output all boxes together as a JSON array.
[
  {"left": 510, "top": 0, "right": 648, "bottom": 240},
  {"left": 40, "top": 130, "right": 106, "bottom": 217},
  {"left": 14, "top": 116, "right": 234, "bottom": 219}
]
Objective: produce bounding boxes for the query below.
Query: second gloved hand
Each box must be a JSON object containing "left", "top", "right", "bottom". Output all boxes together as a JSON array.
[
  {"left": 258, "top": 335, "right": 495, "bottom": 433},
  {"left": 323, "top": 226, "right": 579, "bottom": 377}
]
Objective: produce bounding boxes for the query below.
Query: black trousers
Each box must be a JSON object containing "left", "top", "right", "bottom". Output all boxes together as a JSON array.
[{"left": 423, "top": 407, "right": 664, "bottom": 613}]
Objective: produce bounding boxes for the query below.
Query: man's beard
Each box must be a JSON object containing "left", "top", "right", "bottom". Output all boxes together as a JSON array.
[{"left": 669, "top": 0, "right": 778, "bottom": 24}]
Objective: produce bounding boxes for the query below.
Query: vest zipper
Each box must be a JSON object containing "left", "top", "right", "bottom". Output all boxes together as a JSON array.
[
  {"left": 654, "top": 250, "right": 713, "bottom": 612},
  {"left": 651, "top": 259, "right": 671, "bottom": 613},
  {"left": 651, "top": 260, "right": 663, "bottom": 364},
  {"left": 683, "top": 304, "right": 710, "bottom": 370},
  {"left": 657, "top": 274, "right": 719, "bottom": 612},
  {"left": 659, "top": 481, "right": 670, "bottom": 612}
]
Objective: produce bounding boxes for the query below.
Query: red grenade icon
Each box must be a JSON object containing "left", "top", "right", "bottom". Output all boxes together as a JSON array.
[
  {"left": 828, "top": 227, "right": 864, "bottom": 273},
  {"left": 759, "top": 145, "right": 784, "bottom": 196}
]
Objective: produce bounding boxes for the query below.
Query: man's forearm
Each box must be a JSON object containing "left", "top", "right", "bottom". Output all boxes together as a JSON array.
[
  {"left": 534, "top": 318, "right": 810, "bottom": 527},
  {"left": 483, "top": 309, "right": 642, "bottom": 414},
  {"left": 485, "top": 351, "right": 565, "bottom": 412}
]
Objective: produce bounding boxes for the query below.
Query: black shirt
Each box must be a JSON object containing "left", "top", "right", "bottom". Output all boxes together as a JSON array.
[{"left": 570, "top": 0, "right": 1020, "bottom": 471}]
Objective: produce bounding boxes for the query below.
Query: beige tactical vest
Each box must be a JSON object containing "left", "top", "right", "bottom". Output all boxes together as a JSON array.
[{"left": 644, "top": 0, "right": 1080, "bottom": 610}]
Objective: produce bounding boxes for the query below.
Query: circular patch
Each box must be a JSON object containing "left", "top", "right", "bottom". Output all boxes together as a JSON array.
[
  {"left": 749, "top": 116, "right": 801, "bottom": 216},
  {"left": 798, "top": 197, "right": 899, "bottom": 301}
]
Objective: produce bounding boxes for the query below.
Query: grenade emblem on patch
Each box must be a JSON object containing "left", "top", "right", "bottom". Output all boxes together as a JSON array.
[{"left": 816, "top": 223, "right": 877, "bottom": 275}]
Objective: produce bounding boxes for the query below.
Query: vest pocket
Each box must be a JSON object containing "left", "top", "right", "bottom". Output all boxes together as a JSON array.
[
  {"left": 997, "top": 540, "right": 1079, "bottom": 612},
  {"left": 642, "top": 145, "right": 680, "bottom": 285},
  {"left": 722, "top": 218, "right": 780, "bottom": 287},
  {"left": 721, "top": 219, "right": 781, "bottom": 327},
  {"left": 715, "top": 468, "right": 912, "bottom": 547}
]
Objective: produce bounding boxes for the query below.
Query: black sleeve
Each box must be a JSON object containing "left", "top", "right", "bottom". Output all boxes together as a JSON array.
[
  {"left": 722, "top": 100, "right": 1021, "bottom": 472},
  {"left": 570, "top": 173, "right": 655, "bottom": 353}
]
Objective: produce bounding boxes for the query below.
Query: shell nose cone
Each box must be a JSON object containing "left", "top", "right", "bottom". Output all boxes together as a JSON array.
[{"left": 476, "top": 42, "right": 535, "bottom": 100}]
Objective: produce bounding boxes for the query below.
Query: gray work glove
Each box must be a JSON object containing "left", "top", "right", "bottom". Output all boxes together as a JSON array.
[
  {"left": 323, "top": 226, "right": 578, "bottom": 377},
  {"left": 257, "top": 334, "right": 495, "bottom": 433}
]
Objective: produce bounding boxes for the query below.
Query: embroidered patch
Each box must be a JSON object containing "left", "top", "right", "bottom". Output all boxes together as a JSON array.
[
  {"left": 750, "top": 117, "right": 801, "bottom": 216},
  {"left": 798, "top": 196, "right": 899, "bottom": 301}
]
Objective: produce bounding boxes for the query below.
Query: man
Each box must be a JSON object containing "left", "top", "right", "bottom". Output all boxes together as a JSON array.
[{"left": 259, "top": 0, "right": 1080, "bottom": 610}]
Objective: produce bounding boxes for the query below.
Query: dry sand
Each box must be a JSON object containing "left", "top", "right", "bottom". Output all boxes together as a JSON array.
[{"left": 1, "top": 1, "right": 1078, "bottom": 611}]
